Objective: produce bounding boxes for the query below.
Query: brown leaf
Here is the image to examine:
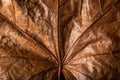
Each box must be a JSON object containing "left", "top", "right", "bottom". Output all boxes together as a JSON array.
[{"left": 0, "top": 0, "right": 120, "bottom": 80}]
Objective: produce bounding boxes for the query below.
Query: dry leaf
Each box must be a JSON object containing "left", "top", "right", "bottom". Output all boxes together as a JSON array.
[{"left": 0, "top": 0, "right": 120, "bottom": 80}]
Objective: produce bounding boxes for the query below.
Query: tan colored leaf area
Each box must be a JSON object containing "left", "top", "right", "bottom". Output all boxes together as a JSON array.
[{"left": 0, "top": 0, "right": 120, "bottom": 80}]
